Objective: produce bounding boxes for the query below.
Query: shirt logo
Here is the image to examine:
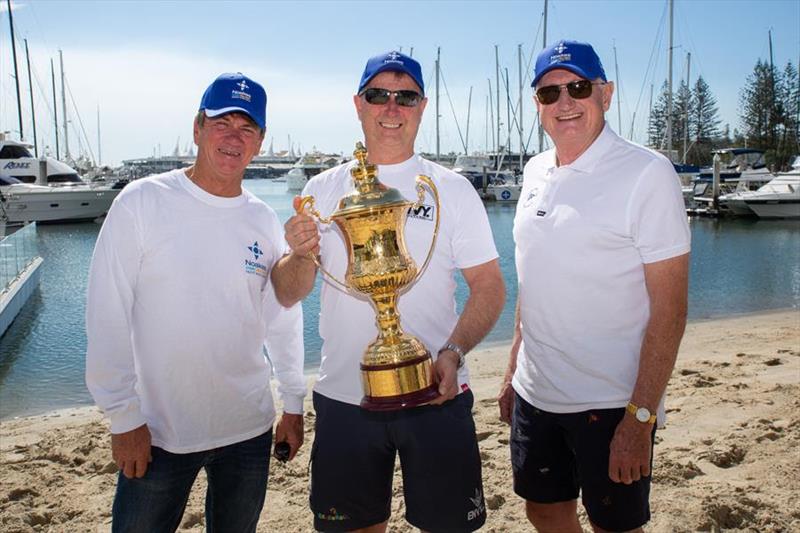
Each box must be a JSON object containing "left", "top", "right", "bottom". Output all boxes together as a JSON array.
[
  {"left": 248, "top": 241, "right": 263, "bottom": 260},
  {"left": 408, "top": 203, "right": 434, "bottom": 221},
  {"left": 244, "top": 241, "right": 267, "bottom": 277},
  {"left": 522, "top": 187, "right": 539, "bottom": 208}
]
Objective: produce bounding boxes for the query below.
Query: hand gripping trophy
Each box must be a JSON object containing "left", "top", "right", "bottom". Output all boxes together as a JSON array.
[{"left": 297, "top": 142, "right": 440, "bottom": 410}]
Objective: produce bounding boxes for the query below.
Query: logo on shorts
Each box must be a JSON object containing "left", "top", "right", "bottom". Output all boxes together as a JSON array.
[
  {"left": 467, "top": 488, "right": 485, "bottom": 521},
  {"left": 317, "top": 507, "right": 349, "bottom": 521}
]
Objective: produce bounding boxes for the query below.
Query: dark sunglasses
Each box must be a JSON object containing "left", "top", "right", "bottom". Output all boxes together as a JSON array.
[
  {"left": 535, "top": 80, "right": 605, "bottom": 105},
  {"left": 360, "top": 88, "right": 423, "bottom": 107}
]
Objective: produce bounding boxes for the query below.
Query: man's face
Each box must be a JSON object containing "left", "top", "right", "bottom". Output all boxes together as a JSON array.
[
  {"left": 353, "top": 71, "right": 427, "bottom": 161},
  {"left": 193, "top": 112, "right": 264, "bottom": 179},
  {"left": 535, "top": 69, "right": 613, "bottom": 151}
]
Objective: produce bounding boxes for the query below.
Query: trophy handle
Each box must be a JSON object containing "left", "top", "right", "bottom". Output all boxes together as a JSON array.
[
  {"left": 295, "top": 195, "right": 350, "bottom": 291},
  {"left": 410, "top": 174, "right": 441, "bottom": 285}
]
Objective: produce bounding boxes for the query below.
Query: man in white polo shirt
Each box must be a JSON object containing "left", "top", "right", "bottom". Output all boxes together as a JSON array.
[
  {"left": 498, "top": 40, "right": 690, "bottom": 532},
  {"left": 272, "top": 51, "right": 505, "bottom": 532}
]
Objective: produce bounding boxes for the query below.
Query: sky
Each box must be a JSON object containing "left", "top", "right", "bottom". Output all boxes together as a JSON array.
[{"left": 0, "top": 0, "right": 798, "bottom": 167}]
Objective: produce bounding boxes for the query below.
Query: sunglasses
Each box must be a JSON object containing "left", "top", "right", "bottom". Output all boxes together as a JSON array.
[
  {"left": 535, "top": 80, "right": 605, "bottom": 105},
  {"left": 360, "top": 88, "right": 424, "bottom": 107}
]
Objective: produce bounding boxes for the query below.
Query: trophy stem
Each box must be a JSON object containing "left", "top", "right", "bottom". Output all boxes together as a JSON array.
[{"left": 371, "top": 292, "right": 403, "bottom": 344}]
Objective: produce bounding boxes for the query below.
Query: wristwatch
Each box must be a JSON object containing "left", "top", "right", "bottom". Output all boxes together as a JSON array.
[
  {"left": 626, "top": 402, "right": 656, "bottom": 424},
  {"left": 438, "top": 342, "right": 466, "bottom": 368}
]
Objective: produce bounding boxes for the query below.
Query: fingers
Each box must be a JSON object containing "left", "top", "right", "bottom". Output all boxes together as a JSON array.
[{"left": 284, "top": 215, "right": 320, "bottom": 257}]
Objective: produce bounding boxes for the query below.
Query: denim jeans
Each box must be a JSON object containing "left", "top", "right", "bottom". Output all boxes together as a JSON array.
[{"left": 112, "top": 429, "right": 272, "bottom": 533}]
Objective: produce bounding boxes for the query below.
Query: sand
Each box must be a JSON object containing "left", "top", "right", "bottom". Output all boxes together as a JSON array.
[{"left": 1, "top": 309, "right": 798, "bottom": 532}]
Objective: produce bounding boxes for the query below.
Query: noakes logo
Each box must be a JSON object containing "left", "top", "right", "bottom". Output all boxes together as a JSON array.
[
  {"left": 317, "top": 507, "right": 349, "bottom": 522},
  {"left": 245, "top": 241, "right": 267, "bottom": 277}
]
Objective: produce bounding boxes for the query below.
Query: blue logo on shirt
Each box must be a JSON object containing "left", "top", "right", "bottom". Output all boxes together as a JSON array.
[{"left": 248, "top": 241, "right": 263, "bottom": 260}]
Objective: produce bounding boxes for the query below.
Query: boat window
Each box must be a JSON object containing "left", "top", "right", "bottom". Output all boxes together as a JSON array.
[
  {"left": 0, "top": 174, "right": 23, "bottom": 185},
  {"left": 48, "top": 173, "right": 83, "bottom": 183},
  {"left": 0, "top": 144, "right": 34, "bottom": 159}
]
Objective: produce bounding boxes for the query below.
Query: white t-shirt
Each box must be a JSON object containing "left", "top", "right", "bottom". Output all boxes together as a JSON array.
[
  {"left": 86, "top": 169, "right": 306, "bottom": 454},
  {"left": 304, "top": 155, "right": 498, "bottom": 406},
  {"left": 512, "top": 124, "right": 690, "bottom": 418}
]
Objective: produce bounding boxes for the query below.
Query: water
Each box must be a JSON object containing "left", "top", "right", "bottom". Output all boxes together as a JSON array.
[{"left": 0, "top": 180, "right": 798, "bottom": 419}]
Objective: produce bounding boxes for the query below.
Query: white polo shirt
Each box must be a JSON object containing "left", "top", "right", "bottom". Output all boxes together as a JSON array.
[
  {"left": 304, "top": 155, "right": 499, "bottom": 406},
  {"left": 512, "top": 124, "right": 690, "bottom": 416}
]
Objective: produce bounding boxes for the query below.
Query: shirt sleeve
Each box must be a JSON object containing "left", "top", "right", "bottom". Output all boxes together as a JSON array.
[
  {"left": 263, "top": 283, "right": 306, "bottom": 414},
  {"left": 451, "top": 179, "right": 500, "bottom": 268},
  {"left": 262, "top": 215, "right": 306, "bottom": 415},
  {"left": 627, "top": 157, "right": 691, "bottom": 264},
  {"left": 84, "top": 199, "right": 147, "bottom": 434}
]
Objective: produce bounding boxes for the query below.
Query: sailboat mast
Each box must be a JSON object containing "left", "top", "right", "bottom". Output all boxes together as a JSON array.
[
  {"left": 666, "top": 0, "right": 674, "bottom": 156},
  {"left": 7, "top": 0, "right": 24, "bottom": 140},
  {"left": 495, "top": 45, "right": 501, "bottom": 156},
  {"left": 465, "top": 86, "right": 472, "bottom": 155},
  {"left": 613, "top": 43, "right": 622, "bottom": 135},
  {"left": 51, "top": 58, "right": 59, "bottom": 159},
  {"left": 60, "top": 50, "right": 70, "bottom": 159},
  {"left": 436, "top": 46, "right": 440, "bottom": 163},
  {"left": 24, "top": 38, "right": 38, "bottom": 156},
  {"left": 97, "top": 105, "right": 102, "bottom": 166},
  {"left": 518, "top": 43, "right": 524, "bottom": 173},
  {"left": 538, "top": 0, "right": 548, "bottom": 154},
  {"left": 683, "top": 52, "right": 691, "bottom": 163}
]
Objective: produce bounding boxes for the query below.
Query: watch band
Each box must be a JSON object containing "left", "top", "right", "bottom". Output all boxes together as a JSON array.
[
  {"left": 438, "top": 342, "right": 466, "bottom": 368},
  {"left": 626, "top": 402, "right": 657, "bottom": 424}
]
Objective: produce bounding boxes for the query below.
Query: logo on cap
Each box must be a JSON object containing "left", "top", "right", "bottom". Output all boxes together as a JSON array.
[
  {"left": 385, "top": 51, "right": 403, "bottom": 65},
  {"left": 550, "top": 41, "right": 571, "bottom": 64},
  {"left": 237, "top": 80, "right": 249, "bottom": 92}
]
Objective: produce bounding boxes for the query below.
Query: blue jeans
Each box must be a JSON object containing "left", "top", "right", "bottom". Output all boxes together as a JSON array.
[{"left": 112, "top": 429, "right": 272, "bottom": 533}]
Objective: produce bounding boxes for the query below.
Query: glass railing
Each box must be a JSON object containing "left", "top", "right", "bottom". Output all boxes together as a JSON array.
[{"left": 1, "top": 222, "right": 40, "bottom": 294}]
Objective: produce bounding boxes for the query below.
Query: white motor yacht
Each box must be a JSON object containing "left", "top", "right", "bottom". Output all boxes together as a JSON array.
[
  {"left": 0, "top": 138, "right": 121, "bottom": 223},
  {"left": 286, "top": 151, "right": 338, "bottom": 192},
  {"left": 741, "top": 172, "right": 800, "bottom": 219}
]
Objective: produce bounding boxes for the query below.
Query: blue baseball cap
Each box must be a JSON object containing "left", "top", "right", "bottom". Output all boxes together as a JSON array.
[
  {"left": 357, "top": 51, "right": 425, "bottom": 95},
  {"left": 531, "top": 40, "right": 607, "bottom": 88},
  {"left": 199, "top": 72, "right": 267, "bottom": 129}
]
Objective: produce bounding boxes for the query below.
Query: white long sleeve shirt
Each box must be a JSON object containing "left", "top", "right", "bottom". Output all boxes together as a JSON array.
[{"left": 85, "top": 169, "right": 306, "bottom": 453}]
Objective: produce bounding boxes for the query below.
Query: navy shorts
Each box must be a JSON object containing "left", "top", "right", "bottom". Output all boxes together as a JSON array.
[
  {"left": 510, "top": 392, "right": 655, "bottom": 532},
  {"left": 310, "top": 390, "right": 486, "bottom": 532}
]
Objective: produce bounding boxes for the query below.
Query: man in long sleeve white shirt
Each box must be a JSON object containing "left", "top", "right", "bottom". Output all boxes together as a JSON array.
[{"left": 85, "top": 72, "right": 306, "bottom": 533}]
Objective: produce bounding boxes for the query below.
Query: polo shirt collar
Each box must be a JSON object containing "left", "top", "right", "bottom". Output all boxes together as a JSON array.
[{"left": 556, "top": 122, "right": 616, "bottom": 174}]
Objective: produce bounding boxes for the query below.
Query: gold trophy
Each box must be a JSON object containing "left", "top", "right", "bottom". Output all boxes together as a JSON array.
[{"left": 297, "top": 142, "right": 441, "bottom": 410}]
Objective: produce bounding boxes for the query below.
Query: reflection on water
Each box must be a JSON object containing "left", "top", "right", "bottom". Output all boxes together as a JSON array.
[{"left": 0, "top": 180, "right": 797, "bottom": 419}]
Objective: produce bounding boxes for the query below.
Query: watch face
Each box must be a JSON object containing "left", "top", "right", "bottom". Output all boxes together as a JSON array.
[{"left": 635, "top": 407, "right": 651, "bottom": 423}]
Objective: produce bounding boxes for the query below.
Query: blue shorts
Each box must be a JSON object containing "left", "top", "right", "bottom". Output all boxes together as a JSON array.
[
  {"left": 310, "top": 390, "right": 486, "bottom": 532},
  {"left": 511, "top": 392, "right": 655, "bottom": 531}
]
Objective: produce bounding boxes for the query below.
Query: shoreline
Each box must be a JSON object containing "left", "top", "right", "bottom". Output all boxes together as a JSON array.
[
  {"left": 2, "top": 306, "right": 796, "bottom": 424},
  {"left": 1, "top": 309, "right": 798, "bottom": 531}
]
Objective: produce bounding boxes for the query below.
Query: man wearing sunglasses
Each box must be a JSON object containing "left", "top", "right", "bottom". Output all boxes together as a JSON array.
[
  {"left": 272, "top": 50, "right": 505, "bottom": 532},
  {"left": 498, "top": 40, "right": 690, "bottom": 532}
]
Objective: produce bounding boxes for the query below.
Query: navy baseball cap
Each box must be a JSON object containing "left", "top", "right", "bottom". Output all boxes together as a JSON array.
[
  {"left": 199, "top": 72, "right": 267, "bottom": 129},
  {"left": 531, "top": 40, "right": 607, "bottom": 88},
  {"left": 357, "top": 51, "right": 425, "bottom": 95}
]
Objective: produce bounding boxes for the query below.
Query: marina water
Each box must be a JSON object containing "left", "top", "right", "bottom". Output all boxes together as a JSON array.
[{"left": 1, "top": 180, "right": 798, "bottom": 419}]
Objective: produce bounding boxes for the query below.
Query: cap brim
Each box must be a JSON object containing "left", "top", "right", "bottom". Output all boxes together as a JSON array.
[
  {"left": 204, "top": 107, "right": 265, "bottom": 129},
  {"left": 531, "top": 64, "right": 593, "bottom": 88},
  {"left": 359, "top": 65, "right": 424, "bottom": 95}
]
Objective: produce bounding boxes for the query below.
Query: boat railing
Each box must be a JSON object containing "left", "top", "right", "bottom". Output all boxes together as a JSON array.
[{"left": 1, "top": 222, "right": 39, "bottom": 296}]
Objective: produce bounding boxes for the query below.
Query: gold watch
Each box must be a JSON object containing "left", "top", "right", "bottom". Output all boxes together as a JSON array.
[{"left": 626, "top": 402, "right": 656, "bottom": 424}]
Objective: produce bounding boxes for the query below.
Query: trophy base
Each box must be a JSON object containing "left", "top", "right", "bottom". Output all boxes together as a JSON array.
[{"left": 360, "top": 354, "right": 439, "bottom": 411}]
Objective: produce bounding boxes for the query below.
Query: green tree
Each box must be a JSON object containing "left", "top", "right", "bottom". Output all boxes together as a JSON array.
[
  {"left": 673, "top": 80, "right": 693, "bottom": 161},
  {"left": 690, "top": 76, "right": 721, "bottom": 165},
  {"left": 648, "top": 81, "right": 670, "bottom": 149}
]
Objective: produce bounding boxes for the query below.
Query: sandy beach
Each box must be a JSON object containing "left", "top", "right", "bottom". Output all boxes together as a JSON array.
[{"left": 1, "top": 309, "right": 798, "bottom": 532}]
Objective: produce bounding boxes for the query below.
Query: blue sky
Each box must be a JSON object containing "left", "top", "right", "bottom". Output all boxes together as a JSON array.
[{"left": 1, "top": 0, "right": 798, "bottom": 166}]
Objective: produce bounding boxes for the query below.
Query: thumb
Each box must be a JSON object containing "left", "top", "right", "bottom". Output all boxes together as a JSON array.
[{"left": 293, "top": 196, "right": 303, "bottom": 213}]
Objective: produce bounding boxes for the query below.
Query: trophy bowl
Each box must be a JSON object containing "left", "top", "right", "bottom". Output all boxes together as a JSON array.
[{"left": 297, "top": 142, "right": 441, "bottom": 410}]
